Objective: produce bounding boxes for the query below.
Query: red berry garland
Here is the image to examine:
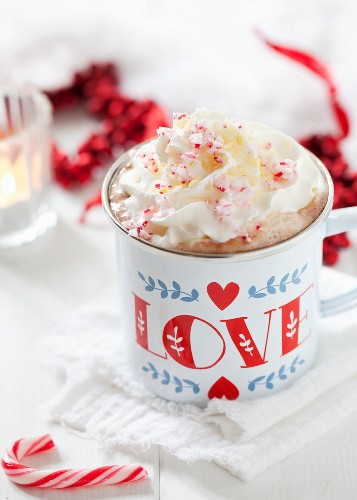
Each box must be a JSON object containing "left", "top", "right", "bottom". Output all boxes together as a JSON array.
[
  {"left": 47, "top": 63, "right": 169, "bottom": 188},
  {"left": 300, "top": 134, "right": 357, "bottom": 265},
  {"left": 260, "top": 34, "right": 356, "bottom": 265}
]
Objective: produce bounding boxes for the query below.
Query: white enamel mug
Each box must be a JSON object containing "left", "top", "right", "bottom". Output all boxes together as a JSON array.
[{"left": 103, "top": 147, "right": 357, "bottom": 407}]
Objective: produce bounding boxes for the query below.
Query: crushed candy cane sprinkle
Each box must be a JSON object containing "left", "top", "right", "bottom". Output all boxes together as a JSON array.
[{"left": 111, "top": 108, "right": 326, "bottom": 247}]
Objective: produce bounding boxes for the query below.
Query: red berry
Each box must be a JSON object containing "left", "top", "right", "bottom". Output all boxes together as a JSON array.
[
  {"left": 107, "top": 100, "right": 125, "bottom": 118},
  {"left": 320, "top": 136, "right": 340, "bottom": 158},
  {"left": 323, "top": 250, "right": 339, "bottom": 266},
  {"left": 352, "top": 177, "right": 357, "bottom": 193},
  {"left": 344, "top": 191, "right": 357, "bottom": 207},
  {"left": 111, "top": 130, "right": 127, "bottom": 145},
  {"left": 333, "top": 232, "right": 351, "bottom": 248},
  {"left": 86, "top": 96, "right": 106, "bottom": 114},
  {"left": 329, "top": 159, "right": 348, "bottom": 179}
]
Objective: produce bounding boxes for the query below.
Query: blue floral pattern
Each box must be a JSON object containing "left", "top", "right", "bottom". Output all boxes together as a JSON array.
[
  {"left": 248, "top": 264, "right": 308, "bottom": 299},
  {"left": 138, "top": 272, "right": 199, "bottom": 301},
  {"left": 247, "top": 356, "right": 305, "bottom": 391},
  {"left": 142, "top": 362, "right": 200, "bottom": 394}
]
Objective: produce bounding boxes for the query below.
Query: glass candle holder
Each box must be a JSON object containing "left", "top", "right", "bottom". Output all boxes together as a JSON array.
[{"left": 0, "top": 84, "right": 57, "bottom": 249}]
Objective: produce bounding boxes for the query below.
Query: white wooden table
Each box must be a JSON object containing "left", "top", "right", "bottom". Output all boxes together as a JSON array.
[{"left": 1, "top": 176, "right": 357, "bottom": 499}]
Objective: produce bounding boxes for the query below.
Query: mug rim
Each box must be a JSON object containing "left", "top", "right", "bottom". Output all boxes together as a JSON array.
[{"left": 102, "top": 140, "right": 334, "bottom": 262}]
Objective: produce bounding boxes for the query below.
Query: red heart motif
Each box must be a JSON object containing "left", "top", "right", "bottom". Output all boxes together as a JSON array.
[
  {"left": 208, "top": 376, "right": 239, "bottom": 401},
  {"left": 206, "top": 282, "right": 240, "bottom": 310}
]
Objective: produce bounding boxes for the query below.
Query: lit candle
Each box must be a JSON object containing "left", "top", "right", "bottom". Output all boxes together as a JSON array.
[
  {"left": 0, "top": 154, "right": 31, "bottom": 209},
  {"left": 0, "top": 85, "right": 55, "bottom": 248},
  {"left": 0, "top": 137, "right": 45, "bottom": 246}
]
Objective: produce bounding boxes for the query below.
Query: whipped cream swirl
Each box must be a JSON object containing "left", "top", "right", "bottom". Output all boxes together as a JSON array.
[{"left": 112, "top": 108, "right": 324, "bottom": 247}]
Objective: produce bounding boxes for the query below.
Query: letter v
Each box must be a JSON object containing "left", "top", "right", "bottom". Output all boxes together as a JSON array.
[{"left": 221, "top": 309, "right": 276, "bottom": 368}]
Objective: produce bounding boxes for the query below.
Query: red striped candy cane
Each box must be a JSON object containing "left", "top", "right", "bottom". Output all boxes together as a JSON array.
[{"left": 1, "top": 434, "right": 148, "bottom": 488}]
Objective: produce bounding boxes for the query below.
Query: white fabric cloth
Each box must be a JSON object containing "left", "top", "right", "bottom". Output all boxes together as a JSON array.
[{"left": 44, "top": 268, "right": 357, "bottom": 481}]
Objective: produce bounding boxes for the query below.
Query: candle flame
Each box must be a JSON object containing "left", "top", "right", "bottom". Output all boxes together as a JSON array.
[{"left": 1, "top": 174, "right": 16, "bottom": 197}]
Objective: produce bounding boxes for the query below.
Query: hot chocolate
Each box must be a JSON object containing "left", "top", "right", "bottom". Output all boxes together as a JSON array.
[{"left": 109, "top": 109, "right": 328, "bottom": 254}]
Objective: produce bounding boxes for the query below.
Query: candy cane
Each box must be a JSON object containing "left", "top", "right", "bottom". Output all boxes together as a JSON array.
[{"left": 1, "top": 434, "right": 148, "bottom": 489}]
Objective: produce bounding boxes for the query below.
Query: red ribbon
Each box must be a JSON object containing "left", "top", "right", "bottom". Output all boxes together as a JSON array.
[
  {"left": 258, "top": 32, "right": 356, "bottom": 265},
  {"left": 257, "top": 31, "right": 350, "bottom": 140}
]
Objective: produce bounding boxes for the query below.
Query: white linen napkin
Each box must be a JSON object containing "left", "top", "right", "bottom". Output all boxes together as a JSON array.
[{"left": 44, "top": 268, "right": 357, "bottom": 481}]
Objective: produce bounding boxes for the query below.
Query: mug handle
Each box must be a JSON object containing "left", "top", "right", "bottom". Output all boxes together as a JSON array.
[{"left": 320, "top": 206, "right": 357, "bottom": 317}]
